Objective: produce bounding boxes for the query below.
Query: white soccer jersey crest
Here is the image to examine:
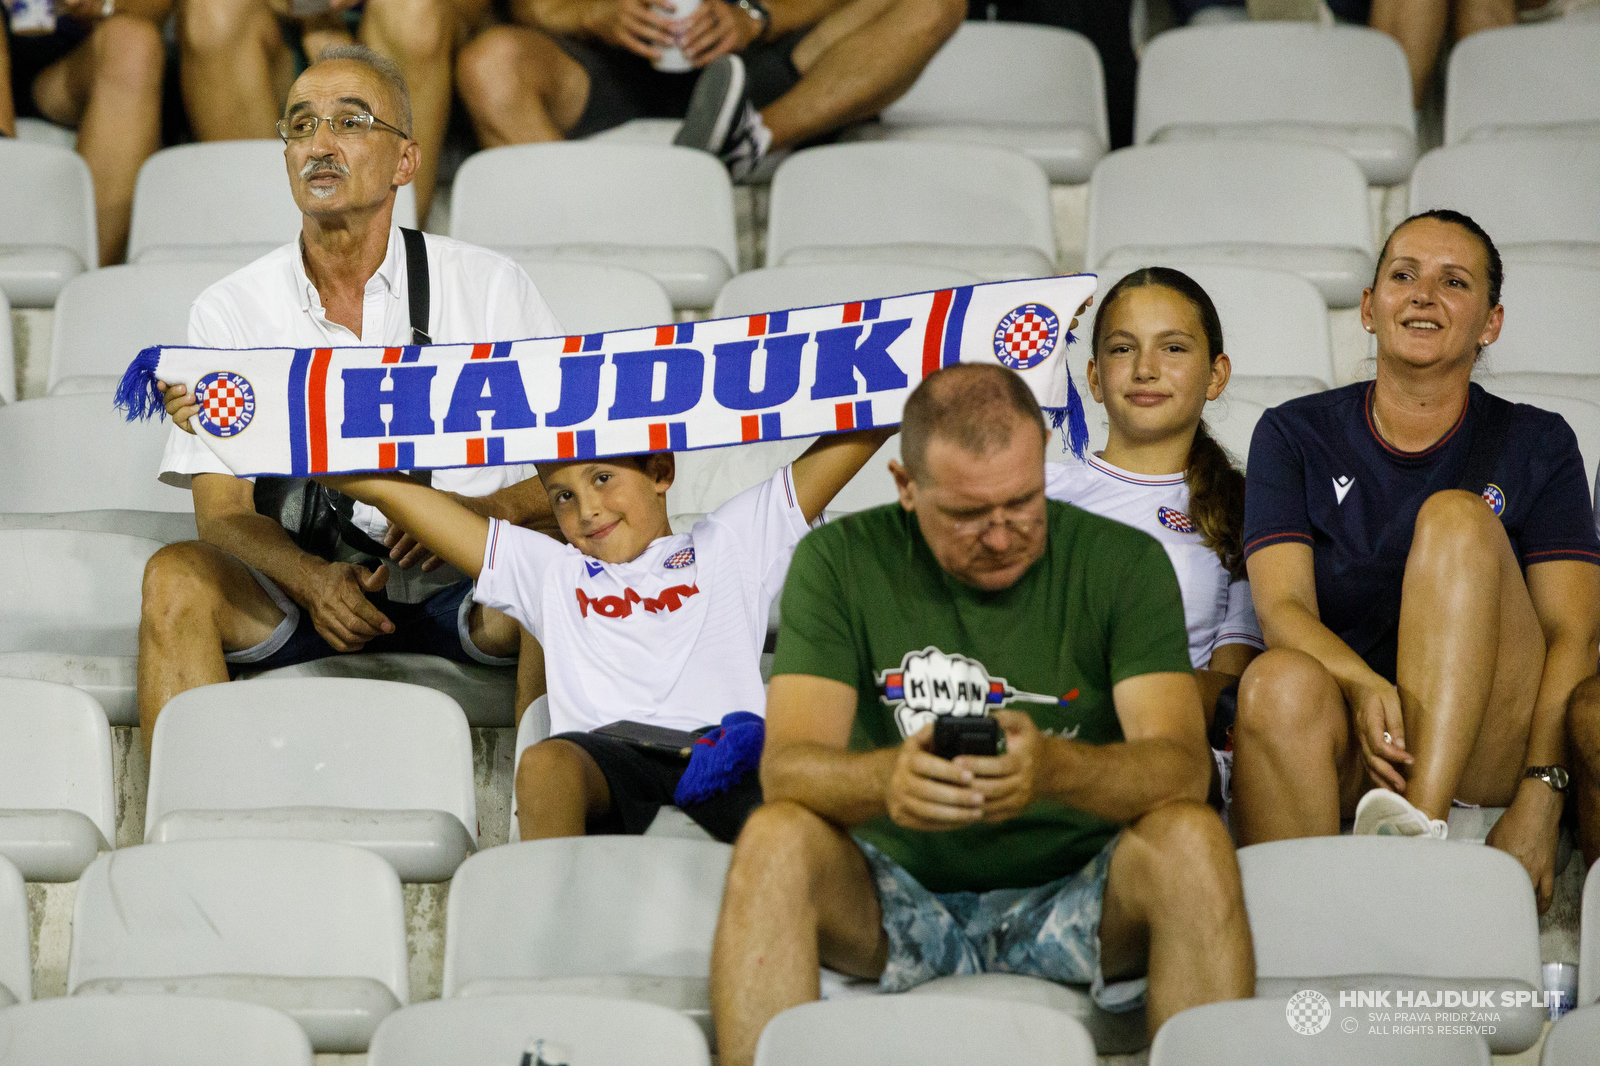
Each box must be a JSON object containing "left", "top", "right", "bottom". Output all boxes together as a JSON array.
[
  {"left": 1046, "top": 455, "right": 1264, "bottom": 668},
  {"left": 474, "top": 466, "right": 811, "bottom": 735}
]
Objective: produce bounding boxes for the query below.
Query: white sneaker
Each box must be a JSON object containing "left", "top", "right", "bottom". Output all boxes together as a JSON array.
[{"left": 1353, "top": 788, "right": 1449, "bottom": 839}]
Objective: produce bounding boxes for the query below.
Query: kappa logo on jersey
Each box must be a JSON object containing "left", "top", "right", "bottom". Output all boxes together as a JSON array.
[
  {"left": 576, "top": 583, "right": 699, "bottom": 620},
  {"left": 877, "top": 646, "right": 1079, "bottom": 739},
  {"left": 584, "top": 560, "right": 604, "bottom": 577},
  {"left": 992, "top": 303, "right": 1060, "bottom": 371},
  {"left": 193, "top": 371, "right": 256, "bottom": 438},
  {"left": 1157, "top": 506, "right": 1195, "bottom": 533},
  {"left": 1332, "top": 475, "right": 1355, "bottom": 505},
  {"left": 664, "top": 547, "right": 695, "bottom": 570},
  {"left": 1482, "top": 483, "right": 1506, "bottom": 516}
]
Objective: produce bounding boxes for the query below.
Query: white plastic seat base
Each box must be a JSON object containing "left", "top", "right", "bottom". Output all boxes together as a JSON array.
[
  {"left": 1151, "top": 121, "right": 1416, "bottom": 186},
  {"left": 907, "top": 972, "right": 1145, "bottom": 1056},
  {"left": 74, "top": 975, "right": 400, "bottom": 1055},
  {"left": 506, "top": 245, "right": 730, "bottom": 308},
  {"left": 778, "top": 242, "right": 1055, "bottom": 282},
  {"left": 0, "top": 854, "right": 27, "bottom": 1005},
  {"left": 0, "top": 809, "right": 108, "bottom": 882},
  {"left": 844, "top": 122, "right": 1105, "bottom": 184},
  {"left": 0, "top": 995, "right": 315, "bottom": 1066},
  {"left": 0, "top": 245, "right": 87, "bottom": 307},
  {"left": 243, "top": 651, "right": 516, "bottom": 727},
  {"left": 1545, "top": 1004, "right": 1600, "bottom": 1066},
  {"left": 456, "top": 975, "right": 712, "bottom": 1042},
  {"left": 0, "top": 653, "right": 137, "bottom": 726},
  {"left": 1151, "top": 996, "right": 1490, "bottom": 1065},
  {"left": 1501, "top": 242, "right": 1600, "bottom": 270},
  {"left": 1252, "top": 975, "right": 1541, "bottom": 1053},
  {"left": 1099, "top": 245, "right": 1372, "bottom": 307}
]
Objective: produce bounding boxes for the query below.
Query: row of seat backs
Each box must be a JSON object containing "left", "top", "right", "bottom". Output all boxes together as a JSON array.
[{"left": 0, "top": 833, "right": 1583, "bottom": 1055}]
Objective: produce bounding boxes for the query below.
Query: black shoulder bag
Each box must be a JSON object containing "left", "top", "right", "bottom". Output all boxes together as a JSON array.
[{"left": 253, "top": 228, "right": 433, "bottom": 566}]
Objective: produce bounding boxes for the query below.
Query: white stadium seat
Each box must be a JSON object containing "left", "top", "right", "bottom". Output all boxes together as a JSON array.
[
  {"left": 0, "top": 529, "right": 164, "bottom": 727},
  {"left": 127, "top": 141, "right": 418, "bottom": 265},
  {"left": 1491, "top": 391, "right": 1600, "bottom": 490},
  {"left": 1479, "top": 264, "right": 1600, "bottom": 405},
  {"left": 13, "top": 117, "right": 76, "bottom": 149},
  {"left": 0, "top": 678, "right": 114, "bottom": 881},
  {"left": 451, "top": 143, "right": 738, "bottom": 308},
  {"left": 145, "top": 677, "right": 477, "bottom": 881},
  {"left": 0, "top": 141, "right": 96, "bottom": 306},
  {"left": 1136, "top": 24, "right": 1416, "bottom": 185},
  {"left": 840, "top": 23, "right": 1109, "bottom": 183},
  {"left": 1238, "top": 837, "right": 1545, "bottom": 1054},
  {"left": 443, "top": 837, "right": 731, "bottom": 1040},
  {"left": 516, "top": 261, "right": 674, "bottom": 333},
  {"left": 1086, "top": 143, "right": 1374, "bottom": 307},
  {"left": 765, "top": 143, "right": 1057, "bottom": 281},
  {"left": 754, "top": 996, "right": 1098, "bottom": 1066},
  {"left": 242, "top": 651, "right": 517, "bottom": 728},
  {"left": 1445, "top": 22, "right": 1600, "bottom": 145},
  {"left": 1409, "top": 140, "right": 1600, "bottom": 269},
  {"left": 1149, "top": 998, "right": 1490, "bottom": 1066},
  {"left": 0, "top": 395, "right": 194, "bottom": 514},
  {"left": 1545, "top": 1004, "right": 1600, "bottom": 1066},
  {"left": 0, "top": 854, "right": 27, "bottom": 1006},
  {"left": 1580, "top": 859, "right": 1600, "bottom": 1006},
  {"left": 69, "top": 838, "right": 409, "bottom": 1053},
  {"left": 0, "top": 286, "right": 13, "bottom": 405},
  {"left": 49, "top": 262, "right": 237, "bottom": 395},
  {"left": 0, "top": 996, "right": 314, "bottom": 1066},
  {"left": 368, "top": 995, "right": 711, "bottom": 1066},
  {"left": 711, "top": 263, "right": 983, "bottom": 318}
]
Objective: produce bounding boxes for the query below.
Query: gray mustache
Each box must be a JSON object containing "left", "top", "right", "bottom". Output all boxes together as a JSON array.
[{"left": 299, "top": 158, "right": 350, "bottom": 180}]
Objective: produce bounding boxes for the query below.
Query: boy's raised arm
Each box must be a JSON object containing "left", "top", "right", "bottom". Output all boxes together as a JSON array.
[
  {"left": 789, "top": 427, "right": 898, "bottom": 523},
  {"left": 316, "top": 474, "right": 493, "bottom": 580}
]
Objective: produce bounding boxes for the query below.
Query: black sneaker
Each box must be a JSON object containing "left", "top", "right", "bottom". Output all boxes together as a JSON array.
[{"left": 674, "top": 54, "right": 772, "bottom": 181}]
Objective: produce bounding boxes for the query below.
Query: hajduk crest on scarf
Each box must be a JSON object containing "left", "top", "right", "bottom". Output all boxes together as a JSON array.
[{"left": 116, "top": 275, "right": 1098, "bottom": 474}]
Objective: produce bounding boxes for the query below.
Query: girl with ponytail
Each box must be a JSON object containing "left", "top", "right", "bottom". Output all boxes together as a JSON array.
[{"left": 1044, "top": 267, "right": 1261, "bottom": 801}]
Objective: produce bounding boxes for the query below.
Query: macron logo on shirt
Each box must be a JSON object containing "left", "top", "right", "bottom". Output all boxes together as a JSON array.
[
  {"left": 576, "top": 584, "right": 700, "bottom": 620},
  {"left": 1332, "top": 476, "right": 1355, "bottom": 505}
]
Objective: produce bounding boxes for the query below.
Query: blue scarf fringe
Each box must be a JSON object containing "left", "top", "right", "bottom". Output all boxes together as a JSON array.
[
  {"left": 114, "top": 346, "right": 167, "bottom": 422},
  {"left": 1041, "top": 334, "right": 1089, "bottom": 458},
  {"left": 674, "top": 711, "right": 764, "bottom": 806}
]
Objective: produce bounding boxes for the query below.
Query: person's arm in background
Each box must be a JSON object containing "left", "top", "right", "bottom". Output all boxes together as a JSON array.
[
  {"left": 511, "top": 0, "right": 676, "bottom": 59},
  {"left": 0, "top": 22, "right": 15, "bottom": 137}
]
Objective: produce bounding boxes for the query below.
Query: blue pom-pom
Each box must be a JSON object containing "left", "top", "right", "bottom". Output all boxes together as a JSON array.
[
  {"left": 114, "top": 346, "right": 167, "bottom": 422},
  {"left": 674, "top": 711, "right": 764, "bottom": 806}
]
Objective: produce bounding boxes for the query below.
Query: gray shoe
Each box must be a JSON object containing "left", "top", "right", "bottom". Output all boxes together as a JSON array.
[{"left": 674, "top": 55, "right": 771, "bottom": 181}]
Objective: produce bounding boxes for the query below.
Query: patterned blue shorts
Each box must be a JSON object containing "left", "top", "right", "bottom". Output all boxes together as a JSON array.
[{"left": 857, "top": 835, "right": 1146, "bottom": 1012}]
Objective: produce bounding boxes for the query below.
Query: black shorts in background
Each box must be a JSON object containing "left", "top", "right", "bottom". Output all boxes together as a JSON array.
[
  {"left": 558, "top": 32, "right": 805, "bottom": 140},
  {"left": 553, "top": 730, "right": 762, "bottom": 843},
  {"left": 4, "top": 16, "right": 90, "bottom": 119}
]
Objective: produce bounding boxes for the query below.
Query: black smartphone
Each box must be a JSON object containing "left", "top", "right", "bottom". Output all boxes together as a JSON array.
[{"left": 932, "top": 715, "right": 1001, "bottom": 759}]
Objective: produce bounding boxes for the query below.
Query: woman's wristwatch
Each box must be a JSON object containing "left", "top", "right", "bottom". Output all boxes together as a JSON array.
[
  {"left": 1522, "top": 765, "right": 1570, "bottom": 794},
  {"left": 731, "top": 0, "right": 770, "bottom": 41}
]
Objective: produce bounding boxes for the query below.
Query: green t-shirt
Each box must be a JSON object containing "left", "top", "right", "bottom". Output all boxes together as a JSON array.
[{"left": 772, "top": 499, "right": 1193, "bottom": 894}]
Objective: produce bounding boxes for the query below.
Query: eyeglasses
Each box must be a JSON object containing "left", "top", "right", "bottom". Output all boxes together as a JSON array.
[
  {"left": 276, "top": 111, "right": 409, "bottom": 142},
  {"left": 944, "top": 506, "right": 1041, "bottom": 538}
]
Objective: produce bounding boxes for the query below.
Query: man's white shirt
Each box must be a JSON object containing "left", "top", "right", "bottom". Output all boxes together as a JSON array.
[
  {"left": 159, "top": 225, "right": 563, "bottom": 590},
  {"left": 1046, "top": 454, "right": 1264, "bottom": 668},
  {"left": 474, "top": 467, "right": 813, "bottom": 736}
]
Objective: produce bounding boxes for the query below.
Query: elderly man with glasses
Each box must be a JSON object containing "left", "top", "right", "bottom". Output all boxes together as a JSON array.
[
  {"left": 138, "top": 45, "right": 562, "bottom": 751},
  {"left": 709, "top": 362, "right": 1256, "bottom": 1066}
]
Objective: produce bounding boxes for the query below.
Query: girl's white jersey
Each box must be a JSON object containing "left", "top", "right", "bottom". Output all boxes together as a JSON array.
[{"left": 1046, "top": 454, "right": 1264, "bottom": 669}]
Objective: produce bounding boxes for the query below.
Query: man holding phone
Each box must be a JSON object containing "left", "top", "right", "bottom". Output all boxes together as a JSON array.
[{"left": 709, "top": 363, "right": 1255, "bottom": 1066}]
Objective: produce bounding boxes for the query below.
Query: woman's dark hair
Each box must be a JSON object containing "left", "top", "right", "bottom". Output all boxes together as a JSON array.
[
  {"left": 1373, "top": 209, "right": 1504, "bottom": 307},
  {"left": 1092, "top": 267, "right": 1247, "bottom": 578}
]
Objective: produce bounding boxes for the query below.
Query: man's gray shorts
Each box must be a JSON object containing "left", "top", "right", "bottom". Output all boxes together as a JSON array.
[{"left": 857, "top": 835, "right": 1146, "bottom": 1012}]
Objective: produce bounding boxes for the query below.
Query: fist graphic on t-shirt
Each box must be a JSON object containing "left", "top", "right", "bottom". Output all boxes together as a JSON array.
[{"left": 877, "top": 648, "right": 998, "bottom": 738}]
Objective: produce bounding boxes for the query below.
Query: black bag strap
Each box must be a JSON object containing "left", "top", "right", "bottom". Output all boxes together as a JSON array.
[
  {"left": 1457, "top": 392, "right": 1512, "bottom": 496},
  {"left": 401, "top": 226, "right": 432, "bottom": 346}
]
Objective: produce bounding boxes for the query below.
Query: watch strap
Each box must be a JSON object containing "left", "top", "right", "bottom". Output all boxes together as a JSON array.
[{"left": 1523, "top": 765, "right": 1570, "bottom": 793}]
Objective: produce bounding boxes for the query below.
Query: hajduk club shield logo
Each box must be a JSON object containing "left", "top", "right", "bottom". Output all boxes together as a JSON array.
[
  {"left": 1157, "top": 506, "right": 1195, "bottom": 533},
  {"left": 193, "top": 371, "right": 257, "bottom": 438},
  {"left": 1482, "top": 483, "right": 1506, "bottom": 516},
  {"left": 993, "top": 303, "right": 1060, "bottom": 371}
]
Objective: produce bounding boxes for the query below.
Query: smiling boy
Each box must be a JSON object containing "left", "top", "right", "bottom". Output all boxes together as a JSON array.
[{"left": 317, "top": 428, "right": 893, "bottom": 841}]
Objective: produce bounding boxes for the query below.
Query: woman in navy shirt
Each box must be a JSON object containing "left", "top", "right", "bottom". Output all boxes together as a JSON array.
[{"left": 1235, "top": 209, "right": 1600, "bottom": 912}]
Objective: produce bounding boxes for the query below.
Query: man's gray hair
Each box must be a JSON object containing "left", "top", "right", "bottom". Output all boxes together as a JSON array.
[{"left": 308, "top": 44, "right": 413, "bottom": 137}]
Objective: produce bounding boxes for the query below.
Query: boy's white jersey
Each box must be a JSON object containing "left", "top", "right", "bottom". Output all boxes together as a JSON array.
[
  {"left": 1046, "top": 454, "right": 1264, "bottom": 669},
  {"left": 474, "top": 466, "right": 811, "bottom": 736}
]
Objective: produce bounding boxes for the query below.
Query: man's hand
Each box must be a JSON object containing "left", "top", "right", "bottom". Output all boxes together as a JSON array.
[
  {"left": 292, "top": 559, "right": 394, "bottom": 652},
  {"left": 961, "top": 710, "right": 1042, "bottom": 824},
  {"left": 158, "top": 379, "right": 200, "bottom": 435},
  {"left": 884, "top": 722, "right": 984, "bottom": 831},
  {"left": 1347, "top": 676, "right": 1412, "bottom": 793},
  {"left": 1486, "top": 778, "right": 1563, "bottom": 914},
  {"left": 680, "top": 0, "right": 760, "bottom": 68},
  {"left": 589, "top": 0, "right": 679, "bottom": 59}
]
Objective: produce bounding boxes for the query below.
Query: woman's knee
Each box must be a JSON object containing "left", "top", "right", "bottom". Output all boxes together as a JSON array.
[
  {"left": 1235, "top": 648, "right": 1344, "bottom": 743},
  {"left": 1412, "top": 489, "right": 1505, "bottom": 557}
]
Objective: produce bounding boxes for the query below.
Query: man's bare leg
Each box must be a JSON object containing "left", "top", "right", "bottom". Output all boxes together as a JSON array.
[
  {"left": 179, "top": 0, "right": 295, "bottom": 140},
  {"left": 30, "top": 16, "right": 164, "bottom": 265},
  {"left": 360, "top": 0, "right": 454, "bottom": 220},
  {"left": 515, "top": 738, "right": 611, "bottom": 839},
  {"left": 711, "top": 801, "right": 887, "bottom": 1066},
  {"left": 1098, "top": 801, "right": 1254, "bottom": 1036},
  {"left": 1232, "top": 649, "right": 1364, "bottom": 843},
  {"left": 1568, "top": 676, "right": 1600, "bottom": 871},
  {"left": 761, "top": 0, "right": 962, "bottom": 149},
  {"left": 455, "top": 25, "right": 590, "bottom": 146},
  {"left": 137, "top": 541, "right": 288, "bottom": 754},
  {"left": 1396, "top": 491, "right": 1544, "bottom": 818},
  {"left": 1370, "top": 0, "right": 1513, "bottom": 108}
]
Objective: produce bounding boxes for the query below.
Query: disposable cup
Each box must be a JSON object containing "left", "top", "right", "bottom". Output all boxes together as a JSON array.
[
  {"left": 651, "top": 0, "right": 704, "bottom": 73},
  {"left": 4, "top": 0, "right": 57, "bottom": 35},
  {"left": 1543, "top": 962, "right": 1578, "bottom": 1022}
]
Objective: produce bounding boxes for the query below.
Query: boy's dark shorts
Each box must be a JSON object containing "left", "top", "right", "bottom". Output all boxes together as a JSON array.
[{"left": 552, "top": 730, "right": 762, "bottom": 843}]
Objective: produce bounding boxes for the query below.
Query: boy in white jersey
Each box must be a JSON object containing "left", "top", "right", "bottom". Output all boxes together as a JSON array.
[
  {"left": 317, "top": 427, "right": 893, "bottom": 841},
  {"left": 1053, "top": 268, "right": 1264, "bottom": 805}
]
